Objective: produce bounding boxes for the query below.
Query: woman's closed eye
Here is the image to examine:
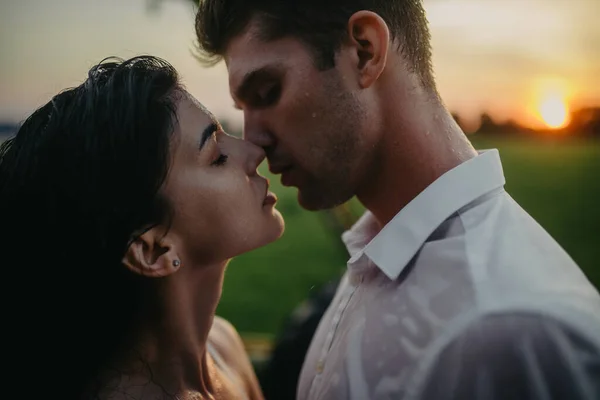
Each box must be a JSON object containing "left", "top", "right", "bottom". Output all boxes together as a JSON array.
[{"left": 211, "top": 153, "right": 228, "bottom": 166}]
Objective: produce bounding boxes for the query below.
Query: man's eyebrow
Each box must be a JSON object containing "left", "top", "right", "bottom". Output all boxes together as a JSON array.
[
  {"left": 199, "top": 122, "right": 218, "bottom": 150},
  {"left": 233, "top": 64, "right": 282, "bottom": 103}
]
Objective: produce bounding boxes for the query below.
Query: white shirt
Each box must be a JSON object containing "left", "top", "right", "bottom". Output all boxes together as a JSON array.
[{"left": 297, "top": 149, "right": 600, "bottom": 400}]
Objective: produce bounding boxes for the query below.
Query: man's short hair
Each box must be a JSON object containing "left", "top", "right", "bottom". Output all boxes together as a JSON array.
[{"left": 194, "top": 0, "right": 435, "bottom": 90}]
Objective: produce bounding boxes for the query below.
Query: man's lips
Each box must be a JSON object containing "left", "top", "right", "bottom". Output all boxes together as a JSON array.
[
  {"left": 268, "top": 164, "right": 293, "bottom": 175},
  {"left": 268, "top": 163, "right": 296, "bottom": 187}
]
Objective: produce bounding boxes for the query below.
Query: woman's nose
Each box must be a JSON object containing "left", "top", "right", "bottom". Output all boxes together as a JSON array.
[
  {"left": 225, "top": 133, "right": 266, "bottom": 174},
  {"left": 245, "top": 139, "right": 266, "bottom": 173}
]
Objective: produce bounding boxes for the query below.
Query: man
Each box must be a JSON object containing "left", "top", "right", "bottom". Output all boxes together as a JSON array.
[{"left": 193, "top": 1, "right": 600, "bottom": 399}]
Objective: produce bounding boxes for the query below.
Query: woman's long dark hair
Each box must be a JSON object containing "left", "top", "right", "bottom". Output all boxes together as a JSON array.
[{"left": 0, "top": 55, "right": 181, "bottom": 398}]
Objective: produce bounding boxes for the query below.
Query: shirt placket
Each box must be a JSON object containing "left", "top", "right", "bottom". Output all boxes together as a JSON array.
[{"left": 308, "top": 262, "right": 365, "bottom": 398}]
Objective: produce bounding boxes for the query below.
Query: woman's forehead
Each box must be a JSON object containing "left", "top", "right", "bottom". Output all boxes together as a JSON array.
[{"left": 180, "top": 90, "right": 215, "bottom": 122}]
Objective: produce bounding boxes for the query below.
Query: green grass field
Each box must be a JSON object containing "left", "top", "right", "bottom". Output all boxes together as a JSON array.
[{"left": 218, "top": 135, "right": 600, "bottom": 338}]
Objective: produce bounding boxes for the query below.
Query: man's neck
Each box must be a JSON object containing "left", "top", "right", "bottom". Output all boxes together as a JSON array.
[{"left": 357, "top": 101, "right": 477, "bottom": 227}]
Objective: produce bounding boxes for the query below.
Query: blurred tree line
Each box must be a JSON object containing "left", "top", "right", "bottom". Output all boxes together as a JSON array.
[{"left": 452, "top": 107, "right": 600, "bottom": 138}]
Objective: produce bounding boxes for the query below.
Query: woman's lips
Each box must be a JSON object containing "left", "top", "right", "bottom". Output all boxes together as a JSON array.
[{"left": 263, "top": 191, "right": 278, "bottom": 206}]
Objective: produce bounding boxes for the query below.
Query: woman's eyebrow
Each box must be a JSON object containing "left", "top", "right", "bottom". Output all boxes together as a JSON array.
[{"left": 199, "top": 122, "right": 219, "bottom": 150}]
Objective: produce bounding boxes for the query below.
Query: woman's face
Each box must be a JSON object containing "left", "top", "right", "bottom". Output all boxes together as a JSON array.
[{"left": 161, "top": 91, "right": 284, "bottom": 264}]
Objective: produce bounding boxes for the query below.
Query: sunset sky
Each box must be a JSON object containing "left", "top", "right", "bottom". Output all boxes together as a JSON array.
[{"left": 1, "top": 0, "right": 598, "bottom": 130}]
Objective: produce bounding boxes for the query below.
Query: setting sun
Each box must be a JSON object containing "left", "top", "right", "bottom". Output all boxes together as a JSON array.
[
  {"left": 530, "top": 78, "right": 572, "bottom": 130},
  {"left": 539, "top": 95, "right": 569, "bottom": 129}
]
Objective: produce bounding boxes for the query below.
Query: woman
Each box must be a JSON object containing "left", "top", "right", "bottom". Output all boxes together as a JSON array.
[{"left": 0, "top": 55, "right": 283, "bottom": 399}]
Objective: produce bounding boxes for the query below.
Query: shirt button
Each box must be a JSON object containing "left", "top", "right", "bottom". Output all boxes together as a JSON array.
[{"left": 316, "top": 360, "right": 324, "bottom": 374}]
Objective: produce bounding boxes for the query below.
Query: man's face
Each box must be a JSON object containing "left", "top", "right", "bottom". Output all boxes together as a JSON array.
[{"left": 225, "top": 21, "right": 379, "bottom": 210}]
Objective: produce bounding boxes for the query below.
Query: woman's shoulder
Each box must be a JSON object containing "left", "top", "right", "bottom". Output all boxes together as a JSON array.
[
  {"left": 210, "top": 316, "right": 242, "bottom": 341},
  {"left": 209, "top": 316, "right": 246, "bottom": 361},
  {"left": 208, "top": 316, "right": 264, "bottom": 400}
]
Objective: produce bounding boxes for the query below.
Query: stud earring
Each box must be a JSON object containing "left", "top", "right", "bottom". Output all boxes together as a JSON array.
[{"left": 173, "top": 260, "right": 181, "bottom": 267}]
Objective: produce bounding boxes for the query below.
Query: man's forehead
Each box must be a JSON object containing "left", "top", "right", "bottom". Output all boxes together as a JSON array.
[
  {"left": 223, "top": 20, "right": 264, "bottom": 66},
  {"left": 226, "top": 36, "right": 306, "bottom": 88}
]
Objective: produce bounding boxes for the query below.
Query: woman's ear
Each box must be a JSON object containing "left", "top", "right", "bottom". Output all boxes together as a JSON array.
[{"left": 122, "top": 227, "right": 182, "bottom": 278}]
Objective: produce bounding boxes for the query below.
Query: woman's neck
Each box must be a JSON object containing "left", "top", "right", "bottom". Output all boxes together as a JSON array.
[{"left": 98, "top": 260, "right": 230, "bottom": 399}]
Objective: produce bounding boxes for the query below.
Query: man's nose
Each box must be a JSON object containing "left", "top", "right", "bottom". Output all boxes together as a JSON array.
[{"left": 243, "top": 111, "right": 275, "bottom": 150}]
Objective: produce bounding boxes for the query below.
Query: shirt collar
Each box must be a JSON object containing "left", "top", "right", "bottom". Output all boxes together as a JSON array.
[{"left": 342, "top": 149, "right": 506, "bottom": 280}]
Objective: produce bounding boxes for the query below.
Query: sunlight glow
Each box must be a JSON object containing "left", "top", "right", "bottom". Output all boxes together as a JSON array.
[
  {"left": 530, "top": 77, "right": 572, "bottom": 130},
  {"left": 539, "top": 95, "right": 569, "bottom": 129}
]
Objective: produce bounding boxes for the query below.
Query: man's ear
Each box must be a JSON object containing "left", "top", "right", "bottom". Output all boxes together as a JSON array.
[
  {"left": 346, "top": 11, "right": 390, "bottom": 89},
  {"left": 122, "top": 227, "right": 181, "bottom": 278}
]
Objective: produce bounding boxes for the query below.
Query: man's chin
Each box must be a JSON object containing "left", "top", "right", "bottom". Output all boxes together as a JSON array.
[
  {"left": 297, "top": 195, "right": 327, "bottom": 211},
  {"left": 296, "top": 187, "right": 349, "bottom": 211}
]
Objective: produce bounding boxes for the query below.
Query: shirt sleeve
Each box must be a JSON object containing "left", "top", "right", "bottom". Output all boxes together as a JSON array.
[{"left": 413, "top": 312, "right": 600, "bottom": 400}]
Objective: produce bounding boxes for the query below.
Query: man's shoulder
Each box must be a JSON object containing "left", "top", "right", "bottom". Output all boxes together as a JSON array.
[{"left": 450, "top": 191, "right": 589, "bottom": 287}]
